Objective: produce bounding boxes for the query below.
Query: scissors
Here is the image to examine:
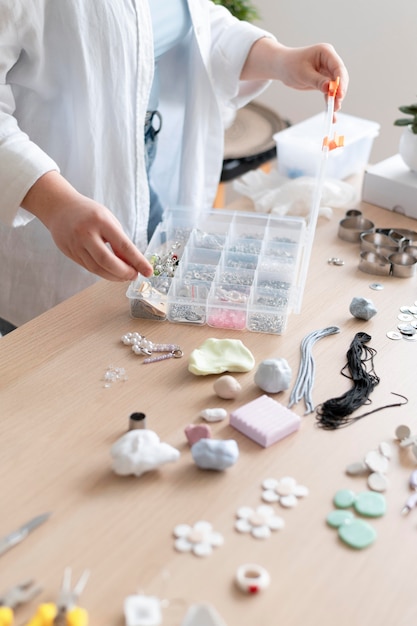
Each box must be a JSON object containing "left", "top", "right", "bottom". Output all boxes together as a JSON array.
[
  {"left": 26, "top": 568, "right": 90, "bottom": 626},
  {"left": 0, "top": 580, "right": 41, "bottom": 626}
]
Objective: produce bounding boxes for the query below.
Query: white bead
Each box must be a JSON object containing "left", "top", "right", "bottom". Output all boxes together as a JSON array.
[
  {"left": 193, "top": 520, "right": 213, "bottom": 534},
  {"left": 209, "top": 531, "right": 224, "bottom": 547},
  {"left": 279, "top": 494, "right": 298, "bottom": 508},
  {"left": 262, "top": 490, "right": 280, "bottom": 503},
  {"left": 378, "top": 441, "right": 392, "bottom": 459},
  {"left": 193, "top": 542, "right": 213, "bottom": 557},
  {"left": 199, "top": 408, "right": 228, "bottom": 422},
  {"left": 251, "top": 525, "right": 271, "bottom": 539},
  {"left": 367, "top": 471, "right": 388, "bottom": 492},
  {"left": 173, "top": 523, "right": 191, "bottom": 538},
  {"left": 364, "top": 450, "right": 389, "bottom": 473},
  {"left": 236, "top": 506, "right": 253, "bottom": 520},
  {"left": 262, "top": 478, "right": 278, "bottom": 490},
  {"left": 235, "top": 564, "right": 271, "bottom": 594},
  {"left": 235, "top": 519, "right": 252, "bottom": 533},
  {"left": 346, "top": 461, "right": 368, "bottom": 476},
  {"left": 257, "top": 504, "right": 275, "bottom": 518},
  {"left": 174, "top": 537, "right": 192, "bottom": 553},
  {"left": 267, "top": 515, "right": 285, "bottom": 530},
  {"left": 293, "top": 484, "right": 309, "bottom": 497}
]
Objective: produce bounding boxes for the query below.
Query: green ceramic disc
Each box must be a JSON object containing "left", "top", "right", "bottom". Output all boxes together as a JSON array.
[
  {"left": 338, "top": 518, "right": 377, "bottom": 549},
  {"left": 326, "top": 509, "right": 355, "bottom": 528},
  {"left": 333, "top": 489, "right": 356, "bottom": 509},
  {"left": 353, "top": 491, "right": 386, "bottom": 517}
]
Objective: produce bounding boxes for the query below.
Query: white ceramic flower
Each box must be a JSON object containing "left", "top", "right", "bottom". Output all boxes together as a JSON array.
[
  {"left": 261, "top": 476, "right": 309, "bottom": 508},
  {"left": 173, "top": 521, "right": 224, "bottom": 557},
  {"left": 235, "top": 505, "right": 285, "bottom": 539}
]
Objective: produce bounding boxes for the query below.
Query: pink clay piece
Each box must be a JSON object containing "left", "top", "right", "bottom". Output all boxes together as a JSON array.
[
  {"left": 230, "top": 394, "right": 301, "bottom": 448},
  {"left": 185, "top": 423, "right": 212, "bottom": 446}
]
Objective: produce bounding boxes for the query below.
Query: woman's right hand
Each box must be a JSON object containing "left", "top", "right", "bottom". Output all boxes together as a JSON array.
[{"left": 22, "top": 171, "right": 153, "bottom": 281}]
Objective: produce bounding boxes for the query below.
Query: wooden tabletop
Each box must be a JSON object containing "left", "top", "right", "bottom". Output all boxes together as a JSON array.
[{"left": 1, "top": 198, "right": 417, "bottom": 626}]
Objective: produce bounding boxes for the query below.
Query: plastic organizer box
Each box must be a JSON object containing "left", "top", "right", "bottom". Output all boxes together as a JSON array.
[{"left": 126, "top": 207, "right": 307, "bottom": 334}]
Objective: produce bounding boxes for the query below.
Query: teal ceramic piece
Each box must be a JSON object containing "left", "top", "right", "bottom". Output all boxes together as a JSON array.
[
  {"left": 338, "top": 518, "right": 377, "bottom": 549},
  {"left": 326, "top": 509, "right": 354, "bottom": 528},
  {"left": 333, "top": 489, "right": 356, "bottom": 509},
  {"left": 353, "top": 491, "right": 386, "bottom": 518}
]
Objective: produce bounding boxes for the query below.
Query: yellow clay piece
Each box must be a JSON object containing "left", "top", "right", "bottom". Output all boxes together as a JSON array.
[{"left": 188, "top": 338, "right": 255, "bottom": 375}]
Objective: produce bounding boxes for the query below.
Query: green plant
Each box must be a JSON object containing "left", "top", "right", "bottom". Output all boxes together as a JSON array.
[
  {"left": 394, "top": 101, "right": 417, "bottom": 134},
  {"left": 212, "top": 0, "right": 260, "bottom": 22}
]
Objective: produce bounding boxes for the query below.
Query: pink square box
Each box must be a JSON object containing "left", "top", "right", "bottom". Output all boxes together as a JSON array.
[{"left": 230, "top": 394, "right": 301, "bottom": 448}]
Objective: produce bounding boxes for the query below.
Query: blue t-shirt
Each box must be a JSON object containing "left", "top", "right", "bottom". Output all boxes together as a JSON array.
[{"left": 148, "top": 0, "right": 191, "bottom": 109}]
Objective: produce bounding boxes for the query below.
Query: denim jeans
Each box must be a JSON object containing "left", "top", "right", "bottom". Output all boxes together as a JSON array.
[{"left": 144, "top": 111, "right": 164, "bottom": 242}]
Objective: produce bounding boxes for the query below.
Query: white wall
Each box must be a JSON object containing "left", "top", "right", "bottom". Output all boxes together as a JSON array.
[{"left": 254, "top": 0, "right": 417, "bottom": 165}]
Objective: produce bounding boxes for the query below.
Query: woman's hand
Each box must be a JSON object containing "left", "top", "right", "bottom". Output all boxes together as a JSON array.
[
  {"left": 22, "top": 171, "right": 153, "bottom": 281},
  {"left": 241, "top": 38, "right": 349, "bottom": 112}
]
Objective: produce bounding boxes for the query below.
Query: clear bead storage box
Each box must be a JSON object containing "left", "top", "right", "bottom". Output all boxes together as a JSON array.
[{"left": 126, "top": 207, "right": 307, "bottom": 334}]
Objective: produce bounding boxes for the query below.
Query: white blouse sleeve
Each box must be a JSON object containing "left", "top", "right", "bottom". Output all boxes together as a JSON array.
[
  {"left": 207, "top": 1, "right": 275, "bottom": 107},
  {"left": 0, "top": 1, "right": 59, "bottom": 226}
]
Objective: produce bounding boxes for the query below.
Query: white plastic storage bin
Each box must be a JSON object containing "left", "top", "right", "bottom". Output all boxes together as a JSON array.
[
  {"left": 274, "top": 112, "right": 380, "bottom": 180},
  {"left": 126, "top": 208, "right": 307, "bottom": 334}
]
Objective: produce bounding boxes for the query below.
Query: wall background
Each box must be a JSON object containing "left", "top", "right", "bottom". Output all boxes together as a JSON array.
[{"left": 254, "top": 0, "right": 417, "bottom": 165}]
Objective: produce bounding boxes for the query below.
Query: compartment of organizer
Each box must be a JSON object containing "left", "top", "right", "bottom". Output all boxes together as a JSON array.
[
  {"left": 222, "top": 250, "right": 259, "bottom": 271},
  {"left": 215, "top": 266, "right": 256, "bottom": 287},
  {"left": 229, "top": 212, "right": 269, "bottom": 240},
  {"left": 166, "top": 279, "right": 210, "bottom": 325},
  {"left": 126, "top": 224, "right": 183, "bottom": 320},
  {"left": 246, "top": 270, "right": 293, "bottom": 335},
  {"left": 247, "top": 299, "right": 290, "bottom": 335},
  {"left": 127, "top": 274, "right": 172, "bottom": 320},
  {"left": 206, "top": 281, "right": 251, "bottom": 330},
  {"left": 193, "top": 212, "right": 232, "bottom": 248},
  {"left": 227, "top": 236, "right": 263, "bottom": 256}
]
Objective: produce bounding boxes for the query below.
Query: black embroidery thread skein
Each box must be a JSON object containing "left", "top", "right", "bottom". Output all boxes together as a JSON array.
[{"left": 316, "top": 332, "right": 380, "bottom": 430}]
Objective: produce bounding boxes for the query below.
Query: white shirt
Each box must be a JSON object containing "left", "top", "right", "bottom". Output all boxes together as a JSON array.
[{"left": 0, "top": 0, "right": 271, "bottom": 325}]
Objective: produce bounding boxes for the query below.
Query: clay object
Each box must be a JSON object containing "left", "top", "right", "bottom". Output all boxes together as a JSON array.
[
  {"left": 349, "top": 296, "right": 377, "bottom": 320},
  {"left": 191, "top": 438, "right": 239, "bottom": 470},
  {"left": 185, "top": 423, "right": 212, "bottom": 445},
  {"left": 213, "top": 375, "right": 242, "bottom": 400},
  {"left": 199, "top": 408, "right": 228, "bottom": 422},
  {"left": 254, "top": 358, "right": 292, "bottom": 393},
  {"left": 111, "top": 429, "right": 180, "bottom": 477},
  {"left": 188, "top": 338, "right": 255, "bottom": 375},
  {"left": 230, "top": 394, "right": 301, "bottom": 448}
]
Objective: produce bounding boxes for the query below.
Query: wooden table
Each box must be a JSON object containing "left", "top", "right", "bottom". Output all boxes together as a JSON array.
[{"left": 1, "top": 199, "right": 417, "bottom": 626}]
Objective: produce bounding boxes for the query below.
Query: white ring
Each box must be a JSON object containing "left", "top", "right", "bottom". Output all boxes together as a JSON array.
[{"left": 235, "top": 564, "right": 271, "bottom": 594}]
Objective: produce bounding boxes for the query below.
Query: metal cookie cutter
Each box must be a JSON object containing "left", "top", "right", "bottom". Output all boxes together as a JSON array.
[
  {"left": 389, "top": 252, "right": 417, "bottom": 278},
  {"left": 338, "top": 215, "right": 375, "bottom": 243},
  {"left": 358, "top": 251, "right": 391, "bottom": 276},
  {"left": 404, "top": 245, "right": 417, "bottom": 259},
  {"left": 360, "top": 232, "right": 399, "bottom": 258},
  {"left": 389, "top": 228, "right": 417, "bottom": 248}
]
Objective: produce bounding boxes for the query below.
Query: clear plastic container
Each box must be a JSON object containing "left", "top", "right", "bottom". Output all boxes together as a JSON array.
[
  {"left": 126, "top": 208, "right": 307, "bottom": 334},
  {"left": 274, "top": 112, "right": 380, "bottom": 180}
]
